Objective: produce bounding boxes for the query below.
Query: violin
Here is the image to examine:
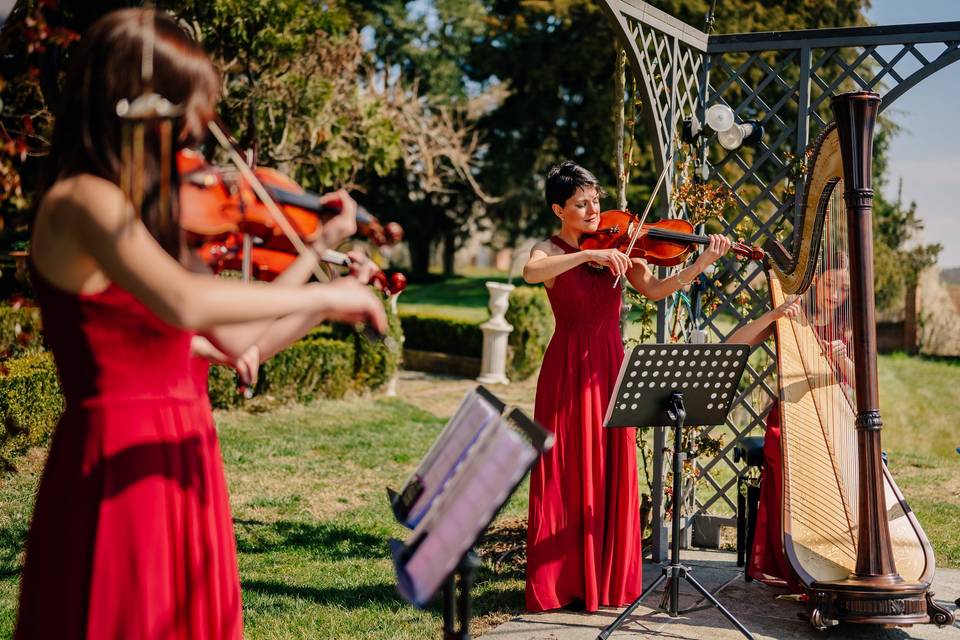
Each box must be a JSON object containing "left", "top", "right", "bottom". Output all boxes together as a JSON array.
[
  {"left": 176, "top": 148, "right": 406, "bottom": 293},
  {"left": 177, "top": 149, "right": 403, "bottom": 248},
  {"left": 197, "top": 232, "right": 407, "bottom": 294},
  {"left": 579, "top": 210, "right": 765, "bottom": 267}
]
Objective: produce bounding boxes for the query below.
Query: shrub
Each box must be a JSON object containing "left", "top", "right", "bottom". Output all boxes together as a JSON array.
[
  {"left": 326, "top": 310, "right": 404, "bottom": 391},
  {"left": 398, "top": 286, "right": 553, "bottom": 381},
  {"left": 0, "top": 303, "right": 44, "bottom": 359},
  {"left": 400, "top": 314, "right": 482, "bottom": 358},
  {"left": 505, "top": 286, "right": 553, "bottom": 380},
  {"left": 207, "top": 337, "right": 356, "bottom": 409},
  {"left": 0, "top": 353, "right": 62, "bottom": 466},
  {"left": 260, "top": 337, "right": 355, "bottom": 403}
]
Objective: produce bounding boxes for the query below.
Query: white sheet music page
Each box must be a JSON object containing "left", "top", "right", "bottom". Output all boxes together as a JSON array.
[
  {"left": 401, "top": 417, "right": 537, "bottom": 605},
  {"left": 405, "top": 389, "right": 499, "bottom": 525}
]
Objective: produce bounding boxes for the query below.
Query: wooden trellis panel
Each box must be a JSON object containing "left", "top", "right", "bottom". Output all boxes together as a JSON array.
[{"left": 599, "top": 0, "right": 960, "bottom": 561}]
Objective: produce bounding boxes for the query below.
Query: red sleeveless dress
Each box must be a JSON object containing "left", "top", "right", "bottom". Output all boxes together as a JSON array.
[
  {"left": 16, "top": 267, "right": 242, "bottom": 639},
  {"left": 525, "top": 236, "right": 643, "bottom": 612}
]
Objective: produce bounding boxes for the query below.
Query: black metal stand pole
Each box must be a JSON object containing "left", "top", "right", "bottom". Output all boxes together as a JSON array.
[
  {"left": 443, "top": 550, "right": 481, "bottom": 640},
  {"left": 597, "top": 393, "right": 755, "bottom": 640}
]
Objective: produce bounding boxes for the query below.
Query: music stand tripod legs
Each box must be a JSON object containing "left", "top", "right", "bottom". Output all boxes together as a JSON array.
[{"left": 598, "top": 394, "right": 754, "bottom": 640}]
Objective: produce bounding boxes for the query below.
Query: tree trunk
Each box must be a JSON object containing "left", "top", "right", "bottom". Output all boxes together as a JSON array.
[
  {"left": 614, "top": 48, "right": 627, "bottom": 209},
  {"left": 408, "top": 233, "right": 432, "bottom": 277},
  {"left": 442, "top": 227, "right": 456, "bottom": 277}
]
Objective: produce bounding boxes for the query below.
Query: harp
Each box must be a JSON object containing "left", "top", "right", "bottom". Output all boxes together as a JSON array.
[{"left": 763, "top": 91, "right": 954, "bottom": 629}]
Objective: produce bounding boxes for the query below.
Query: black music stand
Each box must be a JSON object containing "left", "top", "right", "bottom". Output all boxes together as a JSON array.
[
  {"left": 600, "top": 343, "right": 754, "bottom": 640},
  {"left": 388, "top": 386, "right": 553, "bottom": 640}
]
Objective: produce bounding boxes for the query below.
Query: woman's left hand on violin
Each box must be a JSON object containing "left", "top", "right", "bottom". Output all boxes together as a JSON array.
[
  {"left": 345, "top": 249, "right": 380, "bottom": 285},
  {"left": 314, "top": 189, "right": 358, "bottom": 249},
  {"left": 694, "top": 234, "right": 733, "bottom": 269}
]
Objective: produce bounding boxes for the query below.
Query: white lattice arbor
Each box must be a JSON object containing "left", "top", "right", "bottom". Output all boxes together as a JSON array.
[{"left": 598, "top": 0, "right": 960, "bottom": 560}]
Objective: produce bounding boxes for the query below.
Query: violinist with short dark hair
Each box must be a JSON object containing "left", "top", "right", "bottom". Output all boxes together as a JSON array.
[{"left": 521, "top": 160, "right": 730, "bottom": 613}]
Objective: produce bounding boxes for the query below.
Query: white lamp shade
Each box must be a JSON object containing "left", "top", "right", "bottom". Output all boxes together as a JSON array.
[
  {"left": 717, "top": 123, "right": 745, "bottom": 151},
  {"left": 705, "top": 104, "right": 735, "bottom": 132}
]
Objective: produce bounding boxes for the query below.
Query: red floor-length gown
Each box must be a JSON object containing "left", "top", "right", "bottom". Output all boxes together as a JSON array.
[
  {"left": 525, "top": 236, "right": 643, "bottom": 613},
  {"left": 745, "top": 405, "right": 801, "bottom": 591},
  {"left": 16, "top": 266, "right": 242, "bottom": 639}
]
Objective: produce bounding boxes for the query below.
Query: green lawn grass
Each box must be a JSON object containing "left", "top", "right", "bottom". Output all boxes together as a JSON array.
[{"left": 398, "top": 273, "right": 513, "bottom": 323}]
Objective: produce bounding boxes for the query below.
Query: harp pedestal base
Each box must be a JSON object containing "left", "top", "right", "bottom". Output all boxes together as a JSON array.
[{"left": 807, "top": 577, "right": 955, "bottom": 629}]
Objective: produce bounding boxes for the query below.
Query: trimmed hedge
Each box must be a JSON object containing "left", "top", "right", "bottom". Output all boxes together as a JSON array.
[
  {"left": 400, "top": 314, "right": 483, "bottom": 358},
  {"left": 0, "top": 353, "right": 63, "bottom": 467},
  {"left": 207, "top": 308, "right": 403, "bottom": 409},
  {"left": 326, "top": 310, "right": 403, "bottom": 392},
  {"left": 207, "top": 336, "right": 354, "bottom": 409},
  {"left": 505, "top": 286, "right": 553, "bottom": 380},
  {"left": 399, "top": 285, "right": 554, "bottom": 381}
]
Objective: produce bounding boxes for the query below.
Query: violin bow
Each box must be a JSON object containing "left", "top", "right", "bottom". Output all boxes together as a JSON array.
[
  {"left": 207, "top": 121, "right": 333, "bottom": 284},
  {"left": 207, "top": 121, "right": 389, "bottom": 345},
  {"left": 612, "top": 156, "right": 673, "bottom": 288}
]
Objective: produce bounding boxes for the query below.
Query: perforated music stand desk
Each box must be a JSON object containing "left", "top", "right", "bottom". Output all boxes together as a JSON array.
[{"left": 600, "top": 343, "right": 754, "bottom": 640}]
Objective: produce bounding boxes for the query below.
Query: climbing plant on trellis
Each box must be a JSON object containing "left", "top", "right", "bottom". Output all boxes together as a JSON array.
[{"left": 598, "top": 0, "right": 960, "bottom": 560}]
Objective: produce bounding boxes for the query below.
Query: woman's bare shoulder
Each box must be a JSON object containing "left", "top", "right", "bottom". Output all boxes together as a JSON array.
[{"left": 39, "top": 174, "right": 129, "bottom": 234}]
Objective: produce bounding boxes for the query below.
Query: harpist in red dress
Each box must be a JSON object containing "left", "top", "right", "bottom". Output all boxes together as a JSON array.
[
  {"left": 15, "top": 269, "right": 243, "bottom": 639},
  {"left": 525, "top": 236, "right": 643, "bottom": 612},
  {"left": 747, "top": 260, "right": 852, "bottom": 591}
]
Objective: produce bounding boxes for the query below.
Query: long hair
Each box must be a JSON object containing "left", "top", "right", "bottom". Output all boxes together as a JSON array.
[{"left": 44, "top": 8, "right": 219, "bottom": 257}]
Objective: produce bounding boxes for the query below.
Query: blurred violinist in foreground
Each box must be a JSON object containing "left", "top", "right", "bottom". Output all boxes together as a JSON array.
[
  {"left": 521, "top": 160, "right": 731, "bottom": 613},
  {"left": 16, "top": 8, "right": 385, "bottom": 639}
]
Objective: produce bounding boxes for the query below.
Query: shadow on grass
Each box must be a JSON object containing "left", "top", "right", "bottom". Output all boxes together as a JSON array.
[
  {"left": 233, "top": 518, "right": 387, "bottom": 560},
  {"left": 242, "top": 575, "right": 525, "bottom": 618}
]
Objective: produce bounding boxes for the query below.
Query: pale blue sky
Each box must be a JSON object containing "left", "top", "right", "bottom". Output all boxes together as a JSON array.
[{"left": 864, "top": 0, "right": 960, "bottom": 267}]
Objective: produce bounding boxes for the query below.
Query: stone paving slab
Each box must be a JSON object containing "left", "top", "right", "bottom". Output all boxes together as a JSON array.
[{"left": 485, "top": 550, "right": 960, "bottom": 640}]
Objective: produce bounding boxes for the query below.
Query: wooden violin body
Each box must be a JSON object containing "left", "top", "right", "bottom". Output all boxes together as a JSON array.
[
  {"left": 579, "top": 210, "right": 764, "bottom": 267},
  {"left": 176, "top": 148, "right": 405, "bottom": 292}
]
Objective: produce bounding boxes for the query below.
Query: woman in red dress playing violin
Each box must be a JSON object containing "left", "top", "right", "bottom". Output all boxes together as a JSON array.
[
  {"left": 16, "top": 9, "right": 386, "bottom": 639},
  {"left": 521, "top": 161, "right": 731, "bottom": 612}
]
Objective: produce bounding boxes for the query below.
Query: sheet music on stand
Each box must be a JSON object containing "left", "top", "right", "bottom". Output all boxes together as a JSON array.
[
  {"left": 389, "top": 386, "right": 505, "bottom": 528},
  {"left": 389, "top": 386, "right": 552, "bottom": 609},
  {"left": 604, "top": 343, "right": 750, "bottom": 428}
]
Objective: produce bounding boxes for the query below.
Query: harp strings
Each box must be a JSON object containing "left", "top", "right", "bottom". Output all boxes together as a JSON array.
[{"left": 808, "top": 182, "right": 859, "bottom": 531}]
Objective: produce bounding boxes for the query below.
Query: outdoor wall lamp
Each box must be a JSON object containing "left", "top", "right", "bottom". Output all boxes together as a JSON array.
[{"left": 682, "top": 104, "right": 763, "bottom": 151}]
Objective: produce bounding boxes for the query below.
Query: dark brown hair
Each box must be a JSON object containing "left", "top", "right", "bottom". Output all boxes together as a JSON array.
[
  {"left": 45, "top": 8, "right": 219, "bottom": 257},
  {"left": 545, "top": 160, "right": 606, "bottom": 210}
]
